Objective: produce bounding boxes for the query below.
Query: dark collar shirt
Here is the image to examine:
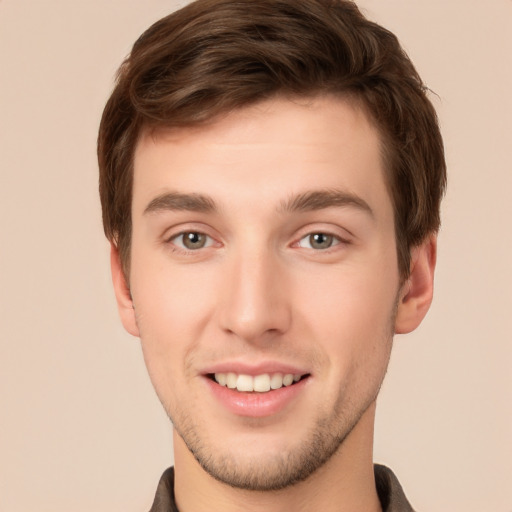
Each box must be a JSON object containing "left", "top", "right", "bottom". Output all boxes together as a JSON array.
[{"left": 149, "top": 464, "right": 415, "bottom": 511}]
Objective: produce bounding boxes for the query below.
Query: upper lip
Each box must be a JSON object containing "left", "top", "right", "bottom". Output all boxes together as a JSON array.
[{"left": 201, "top": 360, "right": 309, "bottom": 376}]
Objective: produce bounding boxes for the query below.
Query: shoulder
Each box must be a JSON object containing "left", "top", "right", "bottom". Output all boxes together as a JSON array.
[
  {"left": 374, "top": 464, "right": 416, "bottom": 512},
  {"left": 148, "top": 467, "right": 178, "bottom": 512}
]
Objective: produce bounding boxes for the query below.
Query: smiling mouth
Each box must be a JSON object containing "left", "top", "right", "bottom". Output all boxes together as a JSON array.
[{"left": 208, "top": 372, "right": 309, "bottom": 393}]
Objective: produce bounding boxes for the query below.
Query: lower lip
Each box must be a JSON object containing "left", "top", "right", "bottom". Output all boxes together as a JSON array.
[{"left": 204, "top": 377, "right": 309, "bottom": 418}]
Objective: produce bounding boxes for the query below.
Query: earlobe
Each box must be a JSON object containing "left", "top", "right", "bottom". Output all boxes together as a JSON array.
[
  {"left": 110, "top": 244, "right": 140, "bottom": 337},
  {"left": 395, "top": 235, "right": 437, "bottom": 334}
]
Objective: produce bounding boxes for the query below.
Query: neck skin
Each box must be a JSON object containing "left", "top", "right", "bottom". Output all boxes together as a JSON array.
[{"left": 173, "top": 401, "right": 382, "bottom": 512}]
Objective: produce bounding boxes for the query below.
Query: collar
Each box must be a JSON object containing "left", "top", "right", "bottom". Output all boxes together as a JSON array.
[{"left": 149, "top": 464, "right": 415, "bottom": 512}]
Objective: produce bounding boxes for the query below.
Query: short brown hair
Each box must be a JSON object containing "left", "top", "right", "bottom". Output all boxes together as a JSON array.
[{"left": 98, "top": 0, "right": 446, "bottom": 279}]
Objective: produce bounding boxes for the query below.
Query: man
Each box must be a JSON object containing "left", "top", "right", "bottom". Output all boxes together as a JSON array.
[{"left": 98, "top": 0, "right": 446, "bottom": 510}]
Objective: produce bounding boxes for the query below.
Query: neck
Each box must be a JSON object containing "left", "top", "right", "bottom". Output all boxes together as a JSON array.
[{"left": 173, "top": 402, "right": 382, "bottom": 512}]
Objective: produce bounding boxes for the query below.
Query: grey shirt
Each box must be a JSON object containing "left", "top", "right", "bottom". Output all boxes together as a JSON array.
[{"left": 149, "top": 464, "right": 415, "bottom": 511}]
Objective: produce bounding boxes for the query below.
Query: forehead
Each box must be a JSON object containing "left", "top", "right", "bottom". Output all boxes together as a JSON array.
[{"left": 132, "top": 95, "right": 390, "bottom": 218}]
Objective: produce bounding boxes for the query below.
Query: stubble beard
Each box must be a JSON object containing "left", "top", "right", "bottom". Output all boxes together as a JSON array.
[
  {"left": 158, "top": 299, "right": 398, "bottom": 492},
  {"left": 170, "top": 395, "right": 375, "bottom": 491}
]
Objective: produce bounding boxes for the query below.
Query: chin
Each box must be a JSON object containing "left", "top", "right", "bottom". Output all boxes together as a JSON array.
[{"left": 171, "top": 402, "right": 364, "bottom": 492}]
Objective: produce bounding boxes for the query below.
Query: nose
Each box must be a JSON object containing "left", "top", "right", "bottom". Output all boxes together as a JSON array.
[{"left": 218, "top": 246, "right": 292, "bottom": 344}]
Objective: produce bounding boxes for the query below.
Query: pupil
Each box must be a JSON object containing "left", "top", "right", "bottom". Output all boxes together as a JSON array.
[
  {"left": 311, "top": 233, "right": 332, "bottom": 249},
  {"left": 184, "top": 232, "right": 205, "bottom": 249}
]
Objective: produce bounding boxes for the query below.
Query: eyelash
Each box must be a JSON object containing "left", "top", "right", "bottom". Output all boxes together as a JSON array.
[
  {"left": 295, "top": 232, "right": 346, "bottom": 251},
  {"left": 166, "top": 229, "right": 349, "bottom": 255},
  {"left": 167, "top": 231, "right": 216, "bottom": 252}
]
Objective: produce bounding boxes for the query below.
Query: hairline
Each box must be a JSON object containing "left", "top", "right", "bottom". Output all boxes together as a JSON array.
[{"left": 119, "top": 91, "right": 412, "bottom": 283}]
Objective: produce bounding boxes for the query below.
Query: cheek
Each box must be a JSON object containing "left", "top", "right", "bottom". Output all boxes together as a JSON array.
[
  {"left": 299, "top": 261, "right": 397, "bottom": 328},
  {"left": 128, "top": 253, "right": 215, "bottom": 388},
  {"left": 131, "top": 246, "right": 215, "bottom": 330},
  {"left": 129, "top": 248, "right": 228, "bottom": 353},
  {"left": 296, "top": 266, "right": 397, "bottom": 377}
]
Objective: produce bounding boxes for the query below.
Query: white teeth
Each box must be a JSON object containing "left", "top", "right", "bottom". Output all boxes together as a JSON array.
[
  {"left": 282, "top": 374, "right": 294, "bottom": 386},
  {"left": 236, "top": 374, "right": 254, "bottom": 392},
  {"left": 216, "top": 373, "right": 227, "bottom": 386},
  {"left": 270, "top": 373, "right": 283, "bottom": 390},
  {"left": 253, "top": 374, "right": 271, "bottom": 392},
  {"left": 214, "top": 372, "right": 303, "bottom": 392},
  {"left": 226, "top": 372, "right": 237, "bottom": 389}
]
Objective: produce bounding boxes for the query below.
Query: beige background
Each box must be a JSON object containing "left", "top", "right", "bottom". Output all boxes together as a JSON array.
[{"left": 1, "top": 1, "right": 511, "bottom": 511}]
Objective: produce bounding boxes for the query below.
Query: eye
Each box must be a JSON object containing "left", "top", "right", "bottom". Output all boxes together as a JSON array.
[
  {"left": 297, "top": 232, "right": 340, "bottom": 250},
  {"left": 170, "top": 231, "right": 214, "bottom": 250}
]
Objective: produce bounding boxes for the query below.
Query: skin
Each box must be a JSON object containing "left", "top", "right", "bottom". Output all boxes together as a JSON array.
[{"left": 112, "top": 96, "right": 436, "bottom": 512}]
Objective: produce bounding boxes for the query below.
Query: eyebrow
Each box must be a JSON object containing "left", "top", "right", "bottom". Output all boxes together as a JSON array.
[
  {"left": 144, "top": 192, "right": 217, "bottom": 215},
  {"left": 143, "top": 188, "right": 373, "bottom": 218},
  {"left": 279, "top": 189, "right": 374, "bottom": 217}
]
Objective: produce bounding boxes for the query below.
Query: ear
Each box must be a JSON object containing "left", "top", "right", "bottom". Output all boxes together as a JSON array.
[
  {"left": 110, "top": 244, "right": 140, "bottom": 337},
  {"left": 395, "top": 235, "right": 437, "bottom": 334}
]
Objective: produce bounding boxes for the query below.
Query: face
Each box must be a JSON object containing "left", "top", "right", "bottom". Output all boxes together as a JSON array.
[{"left": 122, "top": 96, "right": 403, "bottom": 490}]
